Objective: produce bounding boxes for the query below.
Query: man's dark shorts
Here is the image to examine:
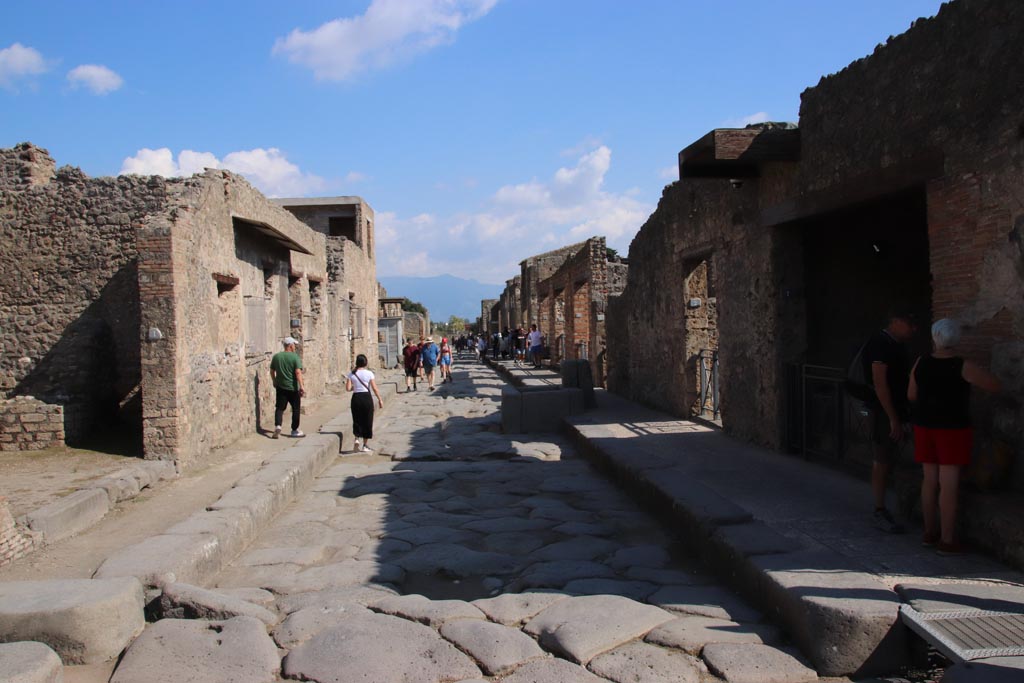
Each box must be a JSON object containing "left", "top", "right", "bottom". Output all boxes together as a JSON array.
[
  {"left": 422, "top": 362, "right": 435, "bottom": 374},
  {"left": 405, "top": 367, "right": 418, "bottom": 378},
  {"left": 869, "top": 406, "right": 901, "bottom": 464}
]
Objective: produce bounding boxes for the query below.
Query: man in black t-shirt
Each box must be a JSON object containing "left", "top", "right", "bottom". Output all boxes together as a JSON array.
[{"left": 861, "top": 310, "right": 917, "bottom": 533}]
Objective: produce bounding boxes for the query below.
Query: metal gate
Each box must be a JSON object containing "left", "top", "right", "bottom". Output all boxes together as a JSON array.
[{"left": 697, "top": 349, "right": 720, "bottom": 420}]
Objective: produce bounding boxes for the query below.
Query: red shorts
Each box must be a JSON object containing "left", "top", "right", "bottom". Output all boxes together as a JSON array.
[{"left": 913, "top": 426, "right": 973, "bottom": 466}]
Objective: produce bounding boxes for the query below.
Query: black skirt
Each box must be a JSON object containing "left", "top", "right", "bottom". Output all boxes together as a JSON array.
[{"left": 351, "top": 392, "right": 374, "bottom": 439}]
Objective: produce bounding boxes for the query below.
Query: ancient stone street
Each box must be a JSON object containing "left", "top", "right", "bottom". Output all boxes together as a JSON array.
[{"left": 97, "top": 355, "right": 802, "bottom": 683}]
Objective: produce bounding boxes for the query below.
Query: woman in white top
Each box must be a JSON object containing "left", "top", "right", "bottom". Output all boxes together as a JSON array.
[{"left": 346, "top": 354, "right": 384, "bottom": 453}]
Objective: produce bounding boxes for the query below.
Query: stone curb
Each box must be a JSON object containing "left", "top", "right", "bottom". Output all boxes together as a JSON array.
[
  {"left": 18, "top": 460, "right": 178, "bottom": 548},
  {"left": 482, "top": 356, "right": 561, "bottom": 392},
  {"left": 92, "top": 384, "right": 398, "bottom": 590},
  {"left": 563, "top": 413, "right": 908, "bottom": 678}
]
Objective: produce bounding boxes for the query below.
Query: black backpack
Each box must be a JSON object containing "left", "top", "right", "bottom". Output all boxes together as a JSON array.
[{"left": 844, "top": 342, "right": 876, "bottom": 402}]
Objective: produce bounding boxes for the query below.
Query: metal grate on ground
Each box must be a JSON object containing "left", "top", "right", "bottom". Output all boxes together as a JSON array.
[{"left": 900, "top": 604, "right": 1024, "bottom": 662}]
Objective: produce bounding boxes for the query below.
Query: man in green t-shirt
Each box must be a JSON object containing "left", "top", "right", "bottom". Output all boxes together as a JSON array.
[{"left": 270, "top": 337, "right": 306, "bottom": 438}]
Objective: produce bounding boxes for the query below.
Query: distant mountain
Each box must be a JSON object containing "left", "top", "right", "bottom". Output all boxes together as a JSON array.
[{"left": 378, "top": 274, "right": 503, "bottom": 322}]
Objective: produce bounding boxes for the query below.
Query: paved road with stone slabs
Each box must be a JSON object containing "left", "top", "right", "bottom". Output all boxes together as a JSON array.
[{"left": 116, "top": 358, "right": 819, "bottom": 683}]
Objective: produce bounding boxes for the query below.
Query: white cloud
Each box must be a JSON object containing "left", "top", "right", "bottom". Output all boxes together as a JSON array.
[
  {"left": 721, "top": 111, "right": 770, "bottom": 128},
  {"left": 67, "top": 64, "right": 123, "bottom": 94},
  {"left": 560, "top": 135, "right": 604, "bottom": 158},
  {"left": 376, "top": 145, "right": 653, "bottom": 283},
  {"left": 0, "top": 43, "right": 48, "bottom": 89},
  {"left": 344, "top": 171, "right": 367, "bottom": 183},
  {"left": 273, "top": 0, "right": 498, "bottom": 81},
  {"left": 119, "top": 147, "right": 326, "bottom": 197}
]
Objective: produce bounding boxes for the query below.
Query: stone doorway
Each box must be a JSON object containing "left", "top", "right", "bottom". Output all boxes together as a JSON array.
[
  {"left": 784, "top": 188, "right": 932, "bottom": 464},
  {"left": 682, "top": 258, "right": 719, "bottom": 422}
]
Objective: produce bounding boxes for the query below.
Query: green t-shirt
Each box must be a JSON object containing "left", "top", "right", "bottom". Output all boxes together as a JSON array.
[{"left": 271, "top": 351, "right": 303, "bottom": 391}]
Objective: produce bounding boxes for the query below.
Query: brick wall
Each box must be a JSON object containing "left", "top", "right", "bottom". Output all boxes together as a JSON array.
[
  {"left": 0, "top": 496, "right": 35, "bottom": 567},
  {"left": 0, "top": 396, "right": 64, "bottom": 451}
]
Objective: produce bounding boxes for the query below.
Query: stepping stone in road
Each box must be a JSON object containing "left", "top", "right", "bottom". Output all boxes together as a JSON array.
[
  {"left": 282, "top": 610, "right": 481, "bottom": 683},
  {"left": 0, "top": 641, "right": 63, "bottom": 683},
  {"left": 155, "top": 583, "right": 279, "bottom": 626},
  {"left": 372, "top": 594, "right": 485, "bottom": 627},
  {"left": 645, "top": 615, "right": 780, "bottom": 655},
  {"left": 439, "top": 618, "right": 547, "bottom": 676},
  {"left": 472, "top": 592, "right": 569, "bottom": 626},
  {"left": 587, "top": 640, "right": 704, "bottom": 683},
  {"left": 701, "top": 643, "right": 818, "bottom": 683},
  {"left": 274, "top": 585, "right": 398, "bottom": 614},
  {"left": 110, "top": 617, "right": 280, "bottom": 683},
  {"left": 647, "top": 585, "right": 762, "bottom": 623},
  {"left": 0, "top": 577, "right": 145, "bottom": 665},
  {"left": 273, "top": 603, "right": 372, "bottom": 649},
  {"left": 524, "top": 594, "right": 675, "bottom": 664}
]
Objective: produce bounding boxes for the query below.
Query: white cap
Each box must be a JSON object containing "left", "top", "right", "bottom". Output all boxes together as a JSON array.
[{"left": 283, "top": 337, "right": 300, "bottom": 347}]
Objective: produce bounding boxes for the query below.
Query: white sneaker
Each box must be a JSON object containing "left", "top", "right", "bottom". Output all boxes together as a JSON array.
[
  {"left": 290, "top": 430, "right": 305, "bottom": 438},
  {"left": 272, "top": 426, "right": 281, "bottom": 439},
  {"left": 361, "top": 445, "right": 373, "bottom": 453},
  {"left": 353, "top": 438, "right": 362, "bottom": 451}
]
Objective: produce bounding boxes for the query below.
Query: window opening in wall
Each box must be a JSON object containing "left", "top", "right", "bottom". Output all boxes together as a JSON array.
[
  {"left": 309, "top": 279, "right": 322, "bottom": 317},
  {"left": 213, "top": 273, "right": 239, "bottom": 297},
  {"left": 328, "top": 216, "right": 358, "bottom": 242}
]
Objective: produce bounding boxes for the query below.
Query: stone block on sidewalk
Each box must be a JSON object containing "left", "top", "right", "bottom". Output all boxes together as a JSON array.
[
  {"left": 23, "top": 489, "right": 109, "bottom": 543},
  {"left": 93, "top": 533, "right": 222, "bottom": 588},
  {"left": 110, "top": 617, "right": 280, "bottom": 683},
  {"left": 0, "top": 577, "right": 145, "bottom": 664},
  {"left": 0, "top": 641, "right": 64, "bottom": 683}
]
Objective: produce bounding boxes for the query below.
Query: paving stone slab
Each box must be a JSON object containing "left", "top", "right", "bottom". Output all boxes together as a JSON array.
[
  {"left": 587, "top": 640, "right": 704, "bottom": 683},
  {"left": 702, "top": 643, "right": 818, "bottom": 683},
  {"left": 163, "top": 509, "right": 258, "bottom": 563},
  {"left": 472, "top": 592, "right": 569, "bottom": 626},
  {"left": 625, "top": 567, "right": 707, "bottom": 586},
  {"left": 646, "top": 615, "right": 779, "bottom": 655},
  {"left": 563, "top": 578, "right": 659, "bottom": 601},
  {"left": 0, "top": 578, "right": 145, "bottom": 665},
  {"left": 530, "top": 536, "right": 620, "bottom": 562},
  {"left": 110, "top": 617, "right": 279, "bottom": 683},
  {"left": 389, "top": 525, "right": 480, "bottom": 546},
  {"left": 269, "top": 559, "right": 404, "bottom": 593},
  {"left": 397, "top": 543, "right": 521, "bottom": 577},
  {"left": 23, "top": 488, "right": 109, "bottom": 544},
  {"left": 647, "top": 585, "right": 762, "bottom": 623},
  {"left": 895, "top": 582, "right": 1024, "bottom": 614},
  {"left": 512, "top": 560, "right": 616, "bottom": 590},
  {"left": 524, "top": 594, "right": 675, "bottom": 664},
  {"left": 440, "top": 618, "right": 547, "bottom": 675},
  {"left": 93, "top": 533, "right": 223, "bottom": 588},
  {"left": 235, "top": 545, "right": 329, "bottom": 567},
  {"left": 155, "top": 583, "right": 278, "bottom": 626},
  {"left": 282, "top": 610, "right": 480, "bottom": 683},
  {"left": 462, "top": 517, "right": 553, "bottom": 534},
  {"left": 274, "top": 585, "right": 399, "bottom": 614},
  {"left": 372, "top": 594, "right": 485, "bottom": 627},
  {"left": 482, "top": 531, "right": 547, "bottom": 555},
  {"left": 498, "top": 656, "right": 608, "bottom": 682},
  {"left": 0, "top": 641, "right": 63, "bottom": 683},
  {"left": 608, "top": 545, "right": 671, "bottom": 570},
  {"left": 272, "top": 603, "right": 372, "bottom": 649},
  {"left": 215, "top": 587, "right": 275, "bottom": 606}
]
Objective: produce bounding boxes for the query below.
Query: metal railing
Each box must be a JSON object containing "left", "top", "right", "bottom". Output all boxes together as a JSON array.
[{"left": 698, "top": 349, "right": 720, "bottom": 420}]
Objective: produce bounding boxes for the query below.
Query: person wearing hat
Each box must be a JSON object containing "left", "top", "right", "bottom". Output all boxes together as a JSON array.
[
  {"left": 420, "top": 336, "right": 440, "bottom": 390},
  {"left": 861, "top": 309, "right": 918, "bottom": 532},
  {"left": 270, "top": 336, "right": 305, "bottom": 438}
]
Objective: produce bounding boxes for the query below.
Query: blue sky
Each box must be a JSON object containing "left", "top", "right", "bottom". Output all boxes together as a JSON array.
[{"left": 2, "top": 0, "right": 943, "bottom": 284}]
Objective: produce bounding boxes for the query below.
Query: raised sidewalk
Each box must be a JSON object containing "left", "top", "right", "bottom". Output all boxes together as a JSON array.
[{"left": 563, "top": 389, "right": 1024, "bottom": 678}]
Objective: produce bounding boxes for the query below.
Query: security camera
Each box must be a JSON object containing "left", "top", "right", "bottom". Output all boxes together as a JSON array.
[{"left": 729, "top": 178, "right": 744, "bottom": 189}]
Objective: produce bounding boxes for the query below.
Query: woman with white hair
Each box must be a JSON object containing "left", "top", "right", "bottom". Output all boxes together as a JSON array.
[{"left": 908, "top": 318, "right": 1001, "bottom": 555}]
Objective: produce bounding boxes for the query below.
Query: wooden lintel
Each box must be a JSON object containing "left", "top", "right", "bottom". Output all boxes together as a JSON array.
[{"left": 211, "top": 273, "right": 239, "bottom": 286}]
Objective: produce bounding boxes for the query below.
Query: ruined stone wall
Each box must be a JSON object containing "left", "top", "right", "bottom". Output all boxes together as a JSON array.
[
  {"left": 0, "top": 143, "right": 168, "bottom": 447},
  {"left": 334, "top": 238, "right": 379, "bottom": 373},
  {"left": 0, "top": 396, "right": 64, "bottom": 451},
  {"left": 142, "top": 171, "right": 327, "bottom": 465},
  {"left": 607, "top": 179, "right": 772, "bottom": 442},
  {"left": 519, "top": 241, "right": 586, "bottom": 327},
  {"left": 481, "top": 299, "right": 498, "bottom": 335}
]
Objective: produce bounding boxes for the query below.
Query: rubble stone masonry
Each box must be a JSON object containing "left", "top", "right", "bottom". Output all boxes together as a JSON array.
[
  {"left": 0, "top": 396, "right": 64, "bottom": 452},
  {"left": 0, "top": 497, "right": 35, "bottom": 568}
]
